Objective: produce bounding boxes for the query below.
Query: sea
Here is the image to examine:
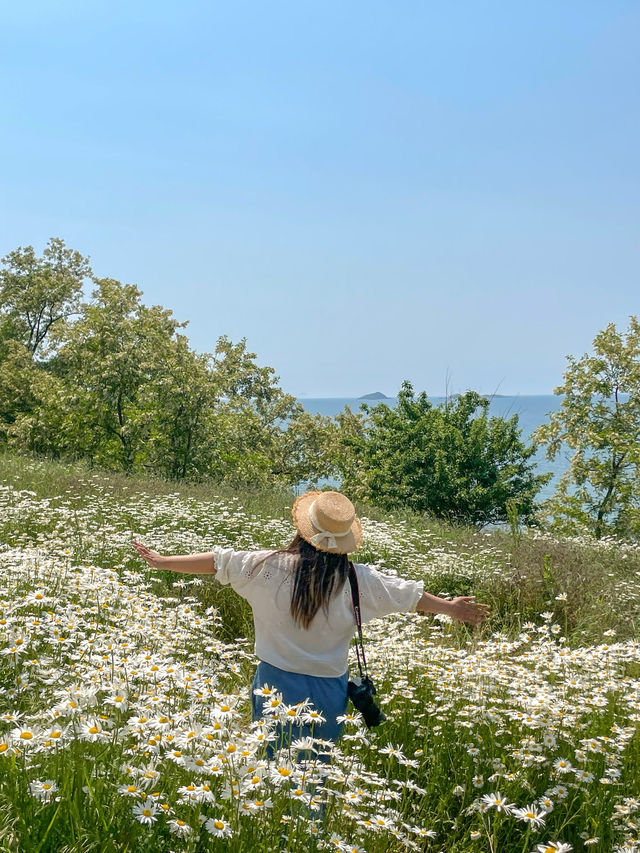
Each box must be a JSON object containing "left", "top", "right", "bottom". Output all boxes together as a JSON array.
[{"left": 296, "top": 394, "right": 572, "bottom": 506}]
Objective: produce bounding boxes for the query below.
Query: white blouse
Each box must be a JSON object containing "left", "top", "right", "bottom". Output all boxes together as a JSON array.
[{"left": 212, "top": 547, "right": 424, "bottom": 677}]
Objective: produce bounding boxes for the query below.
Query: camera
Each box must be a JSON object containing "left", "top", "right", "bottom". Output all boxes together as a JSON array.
[{"left": 347, "top": 676, "right": 387, "bottom": 728}]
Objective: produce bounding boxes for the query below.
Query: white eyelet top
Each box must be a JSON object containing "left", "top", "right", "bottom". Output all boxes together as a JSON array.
[{"left": 212, "top": 546, "right": 424, "bottom": 678}]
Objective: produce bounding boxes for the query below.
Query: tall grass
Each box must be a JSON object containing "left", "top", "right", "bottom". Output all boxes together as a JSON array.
[{"left": 1, "top": 448, "right": 640, "bottom": 852}]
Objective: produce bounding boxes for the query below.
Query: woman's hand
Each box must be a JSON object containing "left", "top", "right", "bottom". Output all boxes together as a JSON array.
[
  {"left": 448, "top": 596, "right": 490, "bottom": 626},
  {"left": 131, "top": 539, "right": 166, "bottom": 569}
]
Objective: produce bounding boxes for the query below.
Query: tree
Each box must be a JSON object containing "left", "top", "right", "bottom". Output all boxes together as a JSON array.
[
  {"left": 0, "top": 238, "right": 92, "bottom": 358},
  {"left": 0, "top": 238, "right": 364, "bottom": 488},
  {"left": 531, "top": 315, "right": 640, "bottom": 540},
  {"left": 206, "top": 336, "right": 303, "bottom": 486},
  {"left": 0, "top": 340, "right": 41, "bottom": 447},
  {"left": 272, "top": 408, "right": 339, "bottom": 485},
  {"left": 138, "top": 334, "right": 219, "bottom": 481},
  {"left": 337, "top": 380, "right": 550, "bottom": 529},
  {"left": 23, "top": 277, "right": 187, "bottom": 471}
]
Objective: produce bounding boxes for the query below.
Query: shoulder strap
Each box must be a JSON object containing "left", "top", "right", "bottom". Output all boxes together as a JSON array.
[{"left": 348, "top": 561, "right": 369, "bottom": 680}]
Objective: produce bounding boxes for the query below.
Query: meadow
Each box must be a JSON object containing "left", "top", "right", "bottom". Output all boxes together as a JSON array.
[{"left": 0, "top": 450, "right": 639, "bottom": 853}]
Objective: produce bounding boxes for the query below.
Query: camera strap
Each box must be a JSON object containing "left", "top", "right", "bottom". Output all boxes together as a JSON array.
[{"left": 347, "top": 561, "right": 369, "bottom": 681}]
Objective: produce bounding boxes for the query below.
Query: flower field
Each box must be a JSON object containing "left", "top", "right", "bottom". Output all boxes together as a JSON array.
[{"left": 1, "top": 458, "right": 640, "bottom": 852}]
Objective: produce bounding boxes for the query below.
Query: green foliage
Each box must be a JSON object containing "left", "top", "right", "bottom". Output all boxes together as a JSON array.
[
  {"left": 0, "top": 239, "right": 331, "bottom": 487},
  {"left": 0, "top": 237, "right": 91, "bottom": 358},
  {"left": 3, "top": 238, "right": 639, "bottom": 545},
  {"left": 336, "top": 380, "right": 551, "bottom": 529},
  {"left": 531, "top": 315, "right": 640, "bottom": 540}
]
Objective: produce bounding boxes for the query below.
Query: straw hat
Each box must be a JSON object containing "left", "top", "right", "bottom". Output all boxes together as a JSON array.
[{"left": 292, "top": 490, "right": 362, "bottom": 554}]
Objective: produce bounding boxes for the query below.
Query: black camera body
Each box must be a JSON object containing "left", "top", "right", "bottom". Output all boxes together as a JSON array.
[{"left": 347, "top": 675, "right": 387, "bottom": 728}]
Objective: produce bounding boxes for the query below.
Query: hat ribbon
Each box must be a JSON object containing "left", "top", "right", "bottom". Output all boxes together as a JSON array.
[{"left": 308, "top": 499, "right": 351, "bottom": 550}]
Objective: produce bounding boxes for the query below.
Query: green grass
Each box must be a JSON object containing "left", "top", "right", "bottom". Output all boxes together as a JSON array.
[{"left": 1, "top": 447, "right": 640, "bottom": 853}]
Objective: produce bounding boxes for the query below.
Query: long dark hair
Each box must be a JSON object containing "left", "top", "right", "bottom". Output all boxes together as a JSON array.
[{"left": 254, "top": 534, "right": 350, "bottom": 630}]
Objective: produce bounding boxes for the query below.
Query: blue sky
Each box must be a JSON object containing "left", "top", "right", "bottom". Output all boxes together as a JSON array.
[{"left": 1, "top": 1, "right": 638, "bottom": 397}]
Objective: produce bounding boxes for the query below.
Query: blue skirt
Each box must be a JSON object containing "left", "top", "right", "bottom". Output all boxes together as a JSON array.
[{"left": 251, "top": 660, "right": 349, "bottom": 761}]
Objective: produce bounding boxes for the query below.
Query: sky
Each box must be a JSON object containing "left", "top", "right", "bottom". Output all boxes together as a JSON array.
[{"left": 1, "top": 1, "right": 638, "bottom": 397}]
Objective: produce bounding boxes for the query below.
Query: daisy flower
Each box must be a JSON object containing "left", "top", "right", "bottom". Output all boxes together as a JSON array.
[
  {"left": 204, "top": 817, "right": 233, "bottom": 838},
  {"left": 371, "top": 814, "right": 396, "bottom": 830},
  {"left": 0, "top": 740, "right": 14, "bottom": 757},
  {"left": 167, "top": 818, "right": 193, "bottom": 838},
  {"left": 1, "top": 711, "right": 24, "bottom": 724},
  {"left": 480, "top": 792, "right": 515, "bottom": 814},
  {"left": 512, "top": 804, "right": 547, "bottom": 828},
  {"left": 213, "top": 702, "right": 238, "bottom": 721},
  {"left": 291, "top": 736, "right": 317, "bottom": 752},
  {"left": 289, "top": 787, "right": 310, "bottom": 803},
  {"left": 132, "top": 802, "right": 158, "bottom": 825},
  {"left": 10, "top": 726, "right": 40, "bottom": 745},
  {"left": 118, "top": 783, "right": 142, "bottom": 798},
  {"left": 379, "top": 744, "right": 406, "bottom": 759},
  {"left": 80, "top": 719, "right": 106, "bottom": 743},
  {"left": 303, "top": 709, "right": 326, "bottom": 726},
  {"left": 532, "top": 842, "right": 572, "bottom": 853},
  {"left": 268, "top": 762, "right": 298, "bottom": 785},
  {"left": 281, "top": 703, "right": 306, "bottom": 724},
  {"left": 574, "top": 769, "right": 594, "bottom": 784},
  {"left": 176, "top": 783, "right": 200, "bottom": 804},
  {"left": 242, "top": 774, "right": 264, "bottom": 794},
  {"left": 103, "top": 693, "right": 128, "bottom": 711},
  {"left": 29, "top": 779, "right": 59, "bottom": 803},
  {"left": 336, "top": 712, "right": 362, "bottom": 724},
  {"left": 253, "top": 684, "right": 280, "bottom": 697}
]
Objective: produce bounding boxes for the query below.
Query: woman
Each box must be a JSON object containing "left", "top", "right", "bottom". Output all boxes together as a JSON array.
[{"left": 131, "top": 490, "right": 490, "bottom": 759}]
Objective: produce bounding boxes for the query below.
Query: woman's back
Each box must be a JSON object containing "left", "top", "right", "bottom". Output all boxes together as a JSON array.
[{"left": 212, "top": 546, "right": 424, "bottom": 678}]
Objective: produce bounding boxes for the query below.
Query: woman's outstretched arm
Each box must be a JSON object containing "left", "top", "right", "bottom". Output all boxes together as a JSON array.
[
  {"left": 416, "top": 591, "right": 490, "bottom": 626},
  {"left": 131, "top": 540, "right": 217, "bottom": 574}
]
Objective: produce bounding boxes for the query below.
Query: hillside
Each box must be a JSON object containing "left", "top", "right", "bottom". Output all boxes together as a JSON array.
[{"left": 1, "top": 449, "right": 639, "bottom": 852}]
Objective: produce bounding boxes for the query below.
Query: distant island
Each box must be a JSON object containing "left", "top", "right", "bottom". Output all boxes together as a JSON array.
[{"left": 357, "top": 392, "right": 511, "bottom": 400}]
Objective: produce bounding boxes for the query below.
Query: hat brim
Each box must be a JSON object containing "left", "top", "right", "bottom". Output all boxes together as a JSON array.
[{"left": 292, "top": 491, "right": 362, "bottom": 554}]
